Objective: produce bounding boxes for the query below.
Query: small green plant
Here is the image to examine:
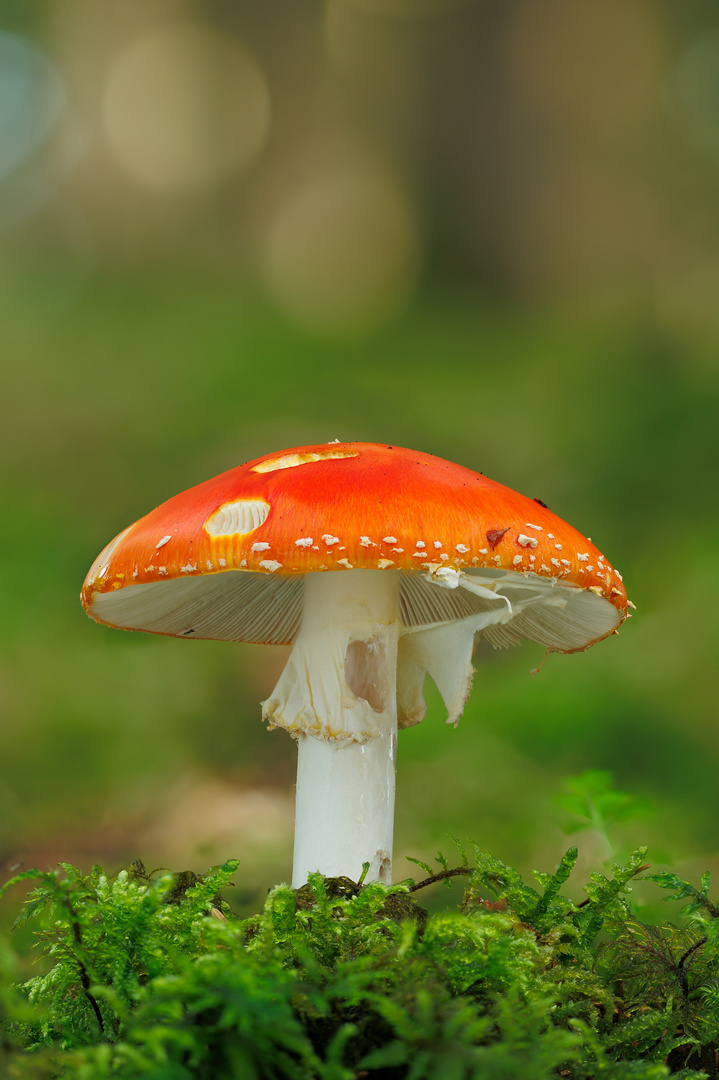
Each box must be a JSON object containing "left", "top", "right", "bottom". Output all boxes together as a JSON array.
[{"left": 2, "top": 840, "right": 719, "bottom": 1079}]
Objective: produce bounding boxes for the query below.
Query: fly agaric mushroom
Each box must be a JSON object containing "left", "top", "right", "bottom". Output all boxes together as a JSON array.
[{"left": 81, "top": 442, "right": 628, "bottom": 887}]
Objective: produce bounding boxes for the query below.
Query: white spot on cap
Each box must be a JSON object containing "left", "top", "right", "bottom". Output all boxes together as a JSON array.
[
  {"left": 260, "top": 559, "right": 282, "bottom": 572},
  {"left": 359, "top": 536, "right": 375, "bottom": 547},
  {"left": 426, "top": 566, "right": 461, "bottom": 589},
  {"left": 412, "top": 551, "right": 426, "bottom": 558},
  {"left": 548, "top": 533, "right": 555, "bottom": 539},
  {"left": 251, "top": 449, "right": 358, "bottom": 473},
  {"left": 295, "top": 537, "right": 313, "bottom": 547},
  {"left": 551, "top": 558, "right": 561, "bottom": 568},
  {"left": 415, "top": 540, "right": 425, "bottom": 548},
  {"left": 382, "top": 536, "right": 398, "bottom": 544},
  {"left": 180, "top": 562, "right": 197, "bottom": 574},
  {"left": 337, "top": 558, "right": 353, "bottom": 568},
  {"left": 144, "top": 564, "right": 155, "bottom": 573},
  {"left": 478, "top": 548, "right": 488, "bottom": 555},
  {"left": 252, "top": 542, "right": 270, "bottom": 552},
  {"left": 440, "top": 553, "right": 450, "bottom": 561},
  {"left": 205, "top": 499, "right": 271, "bottom": 537},
  {"left": 560, "top": 559, "right": 571, "bottom": 566},
  {"left": 555, "top": 544, "right": 563, "bottom": 550},
  {"left": 433, "top": 541, "right": 443, "bottom": 549},
  {"left": 392, "top": 547, "right": 404, "bottom": 553},
  {"left": 377, "top": 558, "right": 395, "bottom": 568},
  {"left": 456, "top": 544, "right": 470, "bottom": 553},
  {"left": 577, "top": 553, "right": 590, "bottom": 562},
  {"left": 512, "top": 555, "right": 523, "bottom": 565},
  {"left": 158, "top": 566, "right": 168, "bottom": 575},
  {"left": 156, "top": 535, "right": 171, "bottom": 549},
  {"left": 219, "top": 557, "right": 226, "bottom": 567},
  {"left": 322, "top": 534, "right": 340, "bottom": 546},
  {"left": 525, "top": 523, "right": 543, "bottom": 531},
  {"left": 518, "top": 534, "right": 539, "bottom": 548}
]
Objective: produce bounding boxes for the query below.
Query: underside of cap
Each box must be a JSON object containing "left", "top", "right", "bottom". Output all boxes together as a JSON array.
[{"left": 86, "top": 565, "right": 622, "bottom": 653}]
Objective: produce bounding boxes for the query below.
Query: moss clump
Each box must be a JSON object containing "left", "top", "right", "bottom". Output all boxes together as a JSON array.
[{"left": 1, "top": 845, "right": 719, "bottom": 1078}]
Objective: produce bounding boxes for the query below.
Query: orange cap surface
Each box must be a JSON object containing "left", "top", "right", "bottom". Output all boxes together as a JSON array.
[{"left": 82, "top": 442, "right": 627, "bottom": 632}]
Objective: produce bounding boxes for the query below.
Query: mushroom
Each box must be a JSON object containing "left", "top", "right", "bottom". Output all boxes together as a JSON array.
[{"left": 81, "top": 442, "right": 628, "bottom": 887}]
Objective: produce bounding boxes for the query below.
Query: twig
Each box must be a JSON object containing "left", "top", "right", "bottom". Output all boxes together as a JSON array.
[{"left": 408, "top": 867, "right": 472, "bottom": 893}]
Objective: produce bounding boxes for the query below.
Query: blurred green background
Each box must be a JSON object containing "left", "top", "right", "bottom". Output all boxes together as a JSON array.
[{"left": 1, "top": 0, "right": 718, "bottom": 912}]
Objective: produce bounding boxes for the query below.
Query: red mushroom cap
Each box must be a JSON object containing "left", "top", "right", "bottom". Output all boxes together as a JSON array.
[{"left": 81, "top": 442, "right": 628, "bottom": 648}]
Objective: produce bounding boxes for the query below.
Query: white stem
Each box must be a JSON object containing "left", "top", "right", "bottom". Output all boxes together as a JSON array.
[
  {"left": 262, "top": 570, "right": 400, "bottom": 888},
  {"left": 293, "top": 725, "right": 396, "bottom": 886}
]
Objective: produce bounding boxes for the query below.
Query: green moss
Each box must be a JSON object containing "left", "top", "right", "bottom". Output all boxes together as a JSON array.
[{"left": 1, "top": 846, "right": 718, "bottom": 1079}]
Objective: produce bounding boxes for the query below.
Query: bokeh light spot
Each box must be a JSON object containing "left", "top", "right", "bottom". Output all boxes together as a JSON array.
[
  {"left": 0, "top": 31, "right": 64, "bottom": 183},
  {"left": 667, "top": 31, "right": 719, "bottom": 164},
  {"left": 103, "top": 21, "right": 271, "bottom": 192},
  {"left": 262, "top": 164, "right": 423, "bottom": 338}
]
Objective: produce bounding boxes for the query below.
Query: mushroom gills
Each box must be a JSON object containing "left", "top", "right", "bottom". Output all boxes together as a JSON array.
[{"left": 88, "top": 566, "right": 621, "bottom": 654}]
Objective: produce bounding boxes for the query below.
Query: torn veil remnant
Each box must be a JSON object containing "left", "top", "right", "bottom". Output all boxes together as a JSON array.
[{"left": 81, "top": 442, "right": 629, "bottom": 888}]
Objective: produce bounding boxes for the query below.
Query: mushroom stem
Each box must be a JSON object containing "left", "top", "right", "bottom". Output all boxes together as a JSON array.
[
  {"left": 262, "top": 570, "right": 400, "bottom": 887},
  {"left": 293, "top": 721, "right": 396, "bottom": 886}
]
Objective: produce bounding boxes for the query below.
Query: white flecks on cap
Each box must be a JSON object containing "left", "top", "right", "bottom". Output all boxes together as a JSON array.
[
  {"left": 392, "top": 547, "right": 404, "bottom": 553},
  {"left": 525, "top": 523, "right": 543, "bottom": 530},
  {"left": 156, "top": 535, "right": 172, "bottom": 549},
  {"left": 145, "top": 564, "right": 155, "bottom": 573},
  {"left": 433, "top": 541, "right": 443, "bottom": 549},
  {"left": 206, "top": 560, "right": 213, "bottom": 570},
  {"left": 478, "top": 548, "right": 488, "bottom": 555},
  {"left": 382, "top": 536, "right": 398, "bottom": 544},
  {"left": 577, "top": 553, "right": 590, "bottom": 562},
  {"left": 337, "top": 558, "right": 353, "bottom": 569},
  {"left": 260, "top": 559, "right": 282, "bottom": 572},
  {"left": 512, "top": 555, "right": 523, "bottom": 565},
  {"left": 560, "top": 559, "right": 571, "bottom": 566},
  {"left": 517, "top": 534, "right": 539, "bottom": 548},
  {"left": 426, "top": 566, "right": 461, "bottom": 589},
  {"left": 219, "top": 557, "right": 226, "bottom": 567},
  {"left": 158, "top": 566, "right": 168, "bottom": 575},
  {"left": 415, "top": 540, "right": 426, "bottom": 548},
  {"left": 322, "top": 535, "right": 340, "bottom": 546},
  {"left": 548, "top": 533, "right": 555, "bottom": 539},
  {"left": 555, "top": 544, "right": 563, "bottom": 550},
  {"left": 180, "top": 562, "right": 197, "bottom": 574},
  {"left": 456, "top": 543, "right": 470, "bottom": 553},
  {"left": 359, "top": 536, "right": 376, "bottom": 547},
  {"left": 377, "top": 558, "right": 395, "bottom": 568},
  {"left": 252, "top": 542, "right": 271, "bottom": 552},
  {"left": 205, "top": 499, "right": 271, "bottom": 537},
  {"left": 440, "top": 553, "right": 450, "bottom": 561},
  {"left": 295, "top": 537, "right": 313, "bottom": 547},
  {"left": 251, "top": 449, "right": 358, "bottom": 473},
  {"left": 551, "top": 558, "right": 561, "bottom": 568},
  {"left": 412, "top": 551, "right": 426, "bottom": 558}
]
